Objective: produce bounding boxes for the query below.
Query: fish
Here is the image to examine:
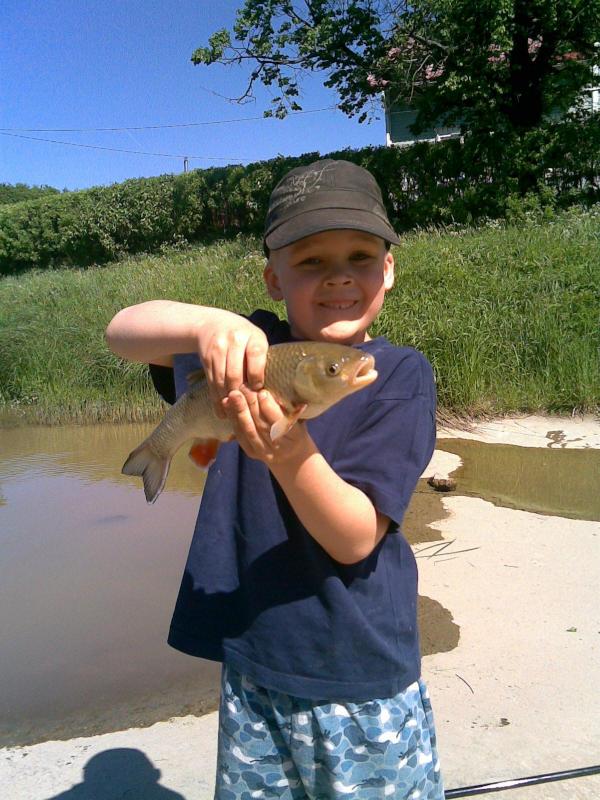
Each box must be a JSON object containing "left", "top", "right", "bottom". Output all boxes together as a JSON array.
[{"left": 122, "top": 341, "right": 377, "bottom": 503}]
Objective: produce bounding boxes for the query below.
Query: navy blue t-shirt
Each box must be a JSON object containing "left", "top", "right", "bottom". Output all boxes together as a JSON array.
[{"left": 151, "top": 310, "right": 436, "bottom": 701}]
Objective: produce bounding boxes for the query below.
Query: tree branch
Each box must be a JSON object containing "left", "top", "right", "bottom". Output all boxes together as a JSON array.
[{"left": 408, "top": 30, "right": 452, "bottom": 54}]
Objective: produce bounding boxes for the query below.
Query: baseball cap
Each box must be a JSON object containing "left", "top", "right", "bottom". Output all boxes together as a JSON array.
[{"left": 263, "top": 159, "right": 401, "bottom": 252}]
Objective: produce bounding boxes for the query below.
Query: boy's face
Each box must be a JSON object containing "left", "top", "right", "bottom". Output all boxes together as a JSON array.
[{"left": 264, "top": 229, "right": 394, "bottom": 345}]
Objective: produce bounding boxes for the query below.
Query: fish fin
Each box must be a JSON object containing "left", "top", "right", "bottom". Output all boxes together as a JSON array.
[
  {"left": 122, "top": 442, "right": 170, "bottom": 504},
  {"left": 186, "top": 368, "right": 206, "bottom": 386},
  {"left": 188, "top": 438, "right": 221, "bottom": 469},
  {"left": 269, "top": 404, "right": 308, "bottom": 441}
]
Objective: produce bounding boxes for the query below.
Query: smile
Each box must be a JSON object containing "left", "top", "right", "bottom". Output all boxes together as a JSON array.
[{"left": 318, "top": 301, "right": 357, "bottom": 310}]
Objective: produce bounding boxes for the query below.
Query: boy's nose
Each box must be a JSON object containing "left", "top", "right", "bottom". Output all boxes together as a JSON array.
[{"left": 324, "top": 267, "right": 354, "bottom": 285}]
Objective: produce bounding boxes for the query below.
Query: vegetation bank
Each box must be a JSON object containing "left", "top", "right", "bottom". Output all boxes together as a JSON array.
[{"left": 0, "top": 206, "right": 598, "bottom": 425}]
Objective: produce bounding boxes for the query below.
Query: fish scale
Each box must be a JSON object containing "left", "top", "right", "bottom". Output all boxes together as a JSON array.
[{"left": 264, "top": 342, "right": 318, "bottom": 409}]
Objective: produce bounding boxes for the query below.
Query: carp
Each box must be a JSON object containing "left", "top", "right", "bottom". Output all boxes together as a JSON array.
[{"left": 122, "top": 341, "right": 377, "bottom": 503}]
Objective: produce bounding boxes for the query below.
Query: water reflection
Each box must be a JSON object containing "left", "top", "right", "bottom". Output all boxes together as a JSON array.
[
  {"left": 0, "top": 422, "right": 208, "bottom": 495},
  {"left": 0, "top": 424, "right": 219, "bottom": 749},
  {"left": 436, "top": 438, "right": 600, "bottom": 521}
]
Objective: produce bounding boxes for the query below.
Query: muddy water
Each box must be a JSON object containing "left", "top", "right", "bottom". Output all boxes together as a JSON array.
[
  {"left": 0, "top": 424, "right": 220, "bottom": 748},
  {"left": 2, "top": 423, "right": 594, "bottom": 748},
  {"left": 436, "top": 438, "right": 600, "bottom": 521}
]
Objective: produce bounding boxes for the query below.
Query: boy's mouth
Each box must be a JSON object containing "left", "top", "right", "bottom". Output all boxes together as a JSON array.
[{"left": 318, "top": 301, "right": 357, "bottom": 310}]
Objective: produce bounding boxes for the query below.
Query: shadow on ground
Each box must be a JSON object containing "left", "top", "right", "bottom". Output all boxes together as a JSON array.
[{"left": 45, "top": 748, "right": 186, "bottom": 799}]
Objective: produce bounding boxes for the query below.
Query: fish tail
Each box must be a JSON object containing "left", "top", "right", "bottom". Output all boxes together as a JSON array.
[{"left": 122, "top": 441, "right": 170, "bottom": 504}]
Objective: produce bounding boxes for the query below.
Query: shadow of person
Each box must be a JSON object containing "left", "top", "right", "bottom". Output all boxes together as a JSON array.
[{"left": 45, "top": 748, "right": 187, "bottom": 799}]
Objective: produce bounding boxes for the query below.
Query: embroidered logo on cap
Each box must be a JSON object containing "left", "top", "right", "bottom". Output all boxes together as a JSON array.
[{"left": 278, "top": 163, "right": 337, "bottom": 209}]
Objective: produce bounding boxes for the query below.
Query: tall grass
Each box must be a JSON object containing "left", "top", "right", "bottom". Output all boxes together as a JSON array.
[{"left": 1, "top": 208, "right": 598, "bottom": 424}]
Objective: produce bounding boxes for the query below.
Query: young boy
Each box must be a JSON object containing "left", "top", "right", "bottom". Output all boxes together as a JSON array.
[{"left": 106, "top": 159, "right": 443, "bottom": 799}]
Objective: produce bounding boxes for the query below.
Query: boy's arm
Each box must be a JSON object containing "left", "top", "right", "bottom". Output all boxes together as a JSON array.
[
  {"left": 274, "top": 442, "right": 391, "bottom": 565},
  {"left": 105, "top": 300, "right": 268, "bottom": 410},
  {"left": 224, "top": 387, "right": 389, "bottom": 565}
]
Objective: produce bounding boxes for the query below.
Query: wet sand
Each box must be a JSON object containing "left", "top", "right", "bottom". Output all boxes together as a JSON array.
[{"left": 2, "top": 414, "right": 599, "bottom": 799}]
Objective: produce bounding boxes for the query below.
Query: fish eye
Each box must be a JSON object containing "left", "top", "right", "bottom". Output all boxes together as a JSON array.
[{"left": 326, "top": 362, "right": 340, "bottom": 376}]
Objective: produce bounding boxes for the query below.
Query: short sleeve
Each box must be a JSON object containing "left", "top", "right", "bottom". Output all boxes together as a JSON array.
[
  {"left": 332, "top": 351, "right": 436, "bottom": 527},
  {"left": 149, "top": 363, "right": 176, "bottom": 405},
  {"left": 247, "top": 309, "right": 292, "bottom": 344}
]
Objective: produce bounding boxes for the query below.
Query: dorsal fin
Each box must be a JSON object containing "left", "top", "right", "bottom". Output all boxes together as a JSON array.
[{"left": 186, "top": 368, "right": 206, "bottom": 387}]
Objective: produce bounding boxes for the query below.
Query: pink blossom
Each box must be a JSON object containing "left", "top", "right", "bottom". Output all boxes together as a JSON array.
[
  {"left": 487, "top": 43, "right": 507, "bottom": 63},
  {"left": 367, "top": 73, "right": 390, "bottom": 88},
  {"left": 559, "top": 51, "right": 581, "bottom": 61},
  {"left": 425, "top": 64, "right": 444, "bottom": 80}
]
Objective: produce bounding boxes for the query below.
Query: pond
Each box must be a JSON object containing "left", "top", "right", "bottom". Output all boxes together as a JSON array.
[
  {"left": 436, "top": 437, "right": 600, "bottom": 521},
  {"left": 0, "top": 423, "right": 219, "bottom": 748},
  {"left": 1, "top": 422, "right": 598, "bottom": 748}
]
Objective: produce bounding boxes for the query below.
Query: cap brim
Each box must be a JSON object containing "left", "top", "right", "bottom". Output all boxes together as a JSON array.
[{"left": 265, "top": 208, "right": 401, "bottom": 251}]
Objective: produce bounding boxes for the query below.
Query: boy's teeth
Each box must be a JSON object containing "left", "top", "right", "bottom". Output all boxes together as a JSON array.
[{"left": 322, "top": 302, "right": 355, "bottom": 309}]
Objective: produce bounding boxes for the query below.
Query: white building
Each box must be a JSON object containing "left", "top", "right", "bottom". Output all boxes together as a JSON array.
[{"left": 385, "top": 61, "right": 599, "bottom": 146}]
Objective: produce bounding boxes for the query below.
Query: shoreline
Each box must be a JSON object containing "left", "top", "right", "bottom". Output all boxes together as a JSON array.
[
  {"left": 2, "top": 413, "right": 599, "bottom": 799},
  {"left": 437, "top": 412, "right": 600, "bottom": 450},
  {"left": 2, "top": 407, "right": 598, "bottom": 430}
]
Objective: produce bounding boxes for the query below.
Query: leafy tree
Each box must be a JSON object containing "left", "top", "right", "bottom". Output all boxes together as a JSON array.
[
  {"left": 375, "top": 0, "right": 600, "bottom": 137},
  {"left": 192, "top": 1, "right": 600, "bottom": 131},
  {"left": 192, "top": 1, "right": 394, "bottom": 121},
  {"left": 0, "top": 182, "right": 61, "bottom": 205}
]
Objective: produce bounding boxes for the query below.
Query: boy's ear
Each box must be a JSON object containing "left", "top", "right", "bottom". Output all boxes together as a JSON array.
[
  {"left": 264, "top": 262, "right": 284, "bottom": 300},
  {"left": 383, "top": 250, "right": 395, "bottom": 291}
]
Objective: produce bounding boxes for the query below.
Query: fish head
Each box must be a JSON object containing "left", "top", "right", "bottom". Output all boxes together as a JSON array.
[{"left": 292, "top": 343, "right": 377, "bottom": 408}]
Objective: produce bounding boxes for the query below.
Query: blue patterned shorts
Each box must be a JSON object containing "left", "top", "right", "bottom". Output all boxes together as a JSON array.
[{"left": 215, "top": 663, "right": 444, "bottom": 799}]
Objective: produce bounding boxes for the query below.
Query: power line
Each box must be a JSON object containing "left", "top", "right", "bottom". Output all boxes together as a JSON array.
[
  {"left": 0, "top": 131, "right": 244, "bottom": 161},
  {"left": 0, "top": 106, "right": 339, "bottom": 133}
]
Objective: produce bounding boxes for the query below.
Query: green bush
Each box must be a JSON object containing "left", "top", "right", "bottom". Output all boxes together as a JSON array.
[
  {"left": 0, "top": 183, "right": 61, "bottom": 205},
  {"left": 1, "top": 115, "right": 598, "bottom": 274},
  {"left": 1, "top": 208, "right": 598, "bottom": 423}
]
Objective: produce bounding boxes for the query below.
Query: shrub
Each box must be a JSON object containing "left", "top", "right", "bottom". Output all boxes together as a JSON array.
[{"left": 1, "top": 115, "right": 597, "bottom": 274}]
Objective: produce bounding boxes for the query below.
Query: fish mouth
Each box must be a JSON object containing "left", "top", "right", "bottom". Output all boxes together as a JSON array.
[{"left": 350, "top": 354, "right": 377, "bottom": 387}]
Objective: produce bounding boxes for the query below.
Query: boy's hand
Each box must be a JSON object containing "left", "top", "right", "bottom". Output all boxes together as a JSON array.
[
  {"left": 196, "top": 317, "right": 268, "bottom": 418},
  {"left": 223, "top": 386, "right": 315, "bottom": 466},
  {"left": 225, "top": 385, "right": 388, "bottom": 565}
]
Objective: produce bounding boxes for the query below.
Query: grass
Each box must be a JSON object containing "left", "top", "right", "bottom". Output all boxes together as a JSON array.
[{"left": 1, "top": 207, "right": 598, "bottom": 425}]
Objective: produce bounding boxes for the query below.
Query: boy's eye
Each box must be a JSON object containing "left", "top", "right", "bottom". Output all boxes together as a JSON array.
[{"left": 297, "top": 257, "right": 321, "bottom": 267}]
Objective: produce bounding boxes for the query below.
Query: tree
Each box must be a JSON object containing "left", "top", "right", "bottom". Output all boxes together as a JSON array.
[
  {"left": 192, "top": 2, "right": 396, "bottom": 122},
  {"left": 0, "top": 183, "right": 61, "bottom": 205},
  {"left": 192, "top": 1, "right": 599, "bottom": 130},
  {"left": 377, "top": 0, "right": 600, "bottom": 137}
]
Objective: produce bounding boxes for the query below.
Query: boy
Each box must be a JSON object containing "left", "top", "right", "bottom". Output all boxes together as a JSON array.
[{"left": 106, "top": 159, "right": 443, "bottom": 799}]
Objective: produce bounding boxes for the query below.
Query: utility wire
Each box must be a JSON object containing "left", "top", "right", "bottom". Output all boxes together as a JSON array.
[
  {"left": 0, "top": 131, "right": 244, "bottom": 161},
  {"left": 0, "top": 106, "right": 339, "bottom": 133}
]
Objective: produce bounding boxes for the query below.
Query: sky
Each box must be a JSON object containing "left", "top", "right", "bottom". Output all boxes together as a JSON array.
[{"left": 1, "top": 1, "right": 387, "bottom": 191}]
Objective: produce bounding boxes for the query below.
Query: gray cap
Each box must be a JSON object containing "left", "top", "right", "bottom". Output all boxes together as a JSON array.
[{"left": 263, "top": 159, "right": 400, "bottom": 252}]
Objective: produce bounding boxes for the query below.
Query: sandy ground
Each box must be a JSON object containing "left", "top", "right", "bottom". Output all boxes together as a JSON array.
[{"left": 2, "top": 414, "right": 599, "bottom": 800}]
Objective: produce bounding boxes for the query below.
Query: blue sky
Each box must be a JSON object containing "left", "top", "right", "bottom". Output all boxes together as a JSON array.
[{"left": 1, "top": 1, "right": 386, "bottom": 191}]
